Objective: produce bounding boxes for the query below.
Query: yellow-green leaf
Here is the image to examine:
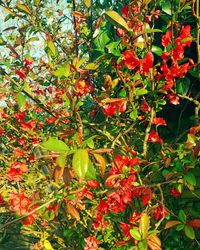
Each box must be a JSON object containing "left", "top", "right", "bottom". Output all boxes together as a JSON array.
[
  {"left": 16, "top": 92, "right": 26, "bottom": 110},
  {"left": 130, "top": 228, "right": 142, "bottom": 240},
  {"left": 72, "top": 149, "right": 89, "bottom": 179},
  {"left": 42, "top": 138, "right": 69, "bottom": 152},
  {"left": 56, "top": 154, "right": 66, "bottom": 168},
  {"left": 184, "top": 225, "right": 195, "bottom": 239},
  {"left": 84, "top": 0, "right": 91, "bottom": 8},
  {"left": 16, "top": 2, "right": 31, "bottom": 15},
  {"left": 105, "top": 10, "right": 129, "bottom": 31},
  {"left": 139, "top": 213, "right": 150, "bottom": 239},
  {"left": 85, "top": 62, "right": 98, "bottom": 70},
  {"left": 47, "top": 41, "right": 58, "bottom": 57},
  {"left": 43, "top": 240, "right": 54, "bottom": 250}
]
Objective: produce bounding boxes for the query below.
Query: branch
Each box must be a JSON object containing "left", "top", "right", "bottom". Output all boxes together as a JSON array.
[{"left": 143, "top": 107, "right": 154, "bottom": 158}]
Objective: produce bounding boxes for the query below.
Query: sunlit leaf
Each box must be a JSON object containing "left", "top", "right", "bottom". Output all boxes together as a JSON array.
[
  {"left": 42, "top": 138, "right": 69, "bottom": 152},
  {"left": 105, "top": 10, "right": 129, "bottom": 31},
  {"left": 72, "top": 149, "right": 89, "bottom": 178},
  {"left": 85, "top": 160, "right": 96, "bottom": 180},
  {"left": 56, "top": 154, "right": 66, "bottom": 168},
  {"left": 16, "top": 2, "right": 31, "bottom": 15},
  {"left": 184, "top": 225, "right": 195, "bottom": 239},
  {"left": 139, "top": 213, "right": 150, "bottom": 239},
  {"left": 16, "top": 92, "right": 26, "bottom": 110},
  {"left": 130, "top": 228, "right": 142, "bottom": 240}
]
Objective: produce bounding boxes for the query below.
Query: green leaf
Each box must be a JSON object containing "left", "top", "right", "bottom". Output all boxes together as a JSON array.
[
  {"left": 85, "top": 160, "right": 96, "bottom": 180},
  {"left": 176, "top": 78, "right": 190, "bottom": 95},
  {"left": 47, "top": 41, "right": 58, "bottom": 57},
  {"left": 139, "top": 213, "right": 149, "bottom": 239},
  {"left": 130, "top": 110, "right": 138, "bottom": 120},
  {"left": 176, "top": 224, "right": 184, "bottom": 231},
  {"left": 138, "top": 240, "right": 147, "bottom": 250},
  {"left": 152, "top": 45, "right": 163, "bottom": 56},
  {"left": 162, "top": 2, "right": 172, "bottom": 15},
  {"left": 16, "top": 92, "right": 26, "bottom": 110},
  {"left": 184, "top": 172, "right": 196, "bottom": 186},
  {"left": 134, "top": 88, "right": 148, "bottom": 96},
  {"left": 178, "top": 210, "right": 186, "bottom": 223},
  {"left": 184, "top": 225, "right": 195, "bottom": 239},
  {"left": 16, "top": 2, "right": 31, "bottom": 15},
  {"left": 54, "top": 63, "right": 70, "bottom": 78},
  {"left": 56, "top": 154, "right": 66, "bottom": 168},
  {"left": 42, "top": 138, "right": 68, "bottom": 152},
  {"left": 144, "top": 29, "right": 162, "bottom": 34},
  {"left": 72, "top": 149, "right": 89, "bottom": 179},
  {"left": 84, "top": 0, "right": 91, "bottom": 8},
  {"left": 130, "top": 228, "right": 142, "bottom": 240},
  {"left": 107, "top": 41, "right": 121, "bottom": 56},
  {"left": 105, "top": 10, "right": 129, "bottom": 31}
]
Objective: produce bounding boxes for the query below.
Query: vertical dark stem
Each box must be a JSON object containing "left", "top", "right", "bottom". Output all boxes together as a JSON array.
[{"left": 72, "top": 0, "right": 78, "bottom": 57}]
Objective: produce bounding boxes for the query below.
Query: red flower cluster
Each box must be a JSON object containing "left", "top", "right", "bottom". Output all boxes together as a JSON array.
[
  {"left": 6, "top": 162, "right": 28, "bottom": 182},
  {"left": 10, "top": 191, "right": 38, "bottom": 225},
  {"left": 100, "top": 98, "right": 127, "bottom": 116},
  {"left": 84, "top": 236, "right": 99, "bottom": 250},
  {"left": 74, "top": 79, "right": 94, "bottom": 96},
  {"left": 159, "top": 25, "right": 194, "bottom": 93},
  {"left": 122, "top": 51, "right": 154, "bottom": 75},
  {"left": 148, "top": 130, "right": 163, "bottom": 143},
  {"left": 92, "top": 155, "right": 152, "bottom": 230}
]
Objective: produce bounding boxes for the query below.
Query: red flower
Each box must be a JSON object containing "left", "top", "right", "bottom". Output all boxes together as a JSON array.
[
  {"left": 116, "top": 28, "right": 126, "bottom": 37},
  {"left": 179, "top": 25, "right": 192, "bottom": 47},
  {"left": 140, "top": 52, "right": 154, "bottom": 75},
  {"left": 14, "top": 147, "right": 25, "bottom": 158},
  {"left": 170, "top": 187, "right": 181, "bottom": 197},
  {"left": 120, "top": 222, "right": 131, "bottom": 238},
  {"left": 74, "top": 79, "right": 94, "bottom": 96},
  {"left": 168, "top": 93, "right": 180, "bottom": 105},
  {"left": 148, "top": 130, "right": 163, "bottom": 143},
  {"left": 100, "top": 98, "right": 127, "bottom": 116},
  {"left": 122, "top": 50, "right": 140, "bottom": 70},
  {"left": 84, "top": 236, "right": 99, "bottom": 250},
  {"left": 6, "top": 162, "right": 28, "bottom": 182},
  {"left": 16, "top": 70, "right": 26, "bottom": 80},
  {"left": 122, "top": 6, "right": 129, "bottom": 17},
  {"left": 86, "top": 180, "right": 99, "bottom": 189},
  {"left": 161, "top": 30, "right": 172, "bottom": 47},
  {"left": 140, "top": 99, "right": 151, "bottom": 112},
  {"left": 153, "top": 117, "right": 167, "bottom": 126},
  {"left": 6, "top": 167, "right": 22, "bottom": 182},
  {"left": 153, "top": 205, "right": 168, "bottom": 220},
  {"left": 24, "top": 58, "right": 33, "bottom": 66}
]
